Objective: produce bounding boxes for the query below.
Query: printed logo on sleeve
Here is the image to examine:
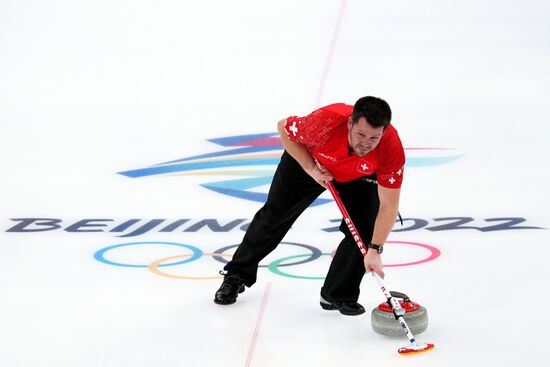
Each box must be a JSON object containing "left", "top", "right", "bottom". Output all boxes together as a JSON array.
[
  {"left": 380, "top": 165, "right": 404, "bottom": 186},
  {"left": 289, "top": 121, "right": 299, "bottom": 136}
]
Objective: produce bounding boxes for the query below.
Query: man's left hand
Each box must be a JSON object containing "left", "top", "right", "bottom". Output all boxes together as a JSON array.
[{"left": 364, "top": 251, "right": 384, "bottom": 278}]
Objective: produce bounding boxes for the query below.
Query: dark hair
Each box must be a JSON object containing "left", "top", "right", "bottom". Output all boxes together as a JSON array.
[{"left": 351, "top": 96, "right": 392, "bottom": 129}]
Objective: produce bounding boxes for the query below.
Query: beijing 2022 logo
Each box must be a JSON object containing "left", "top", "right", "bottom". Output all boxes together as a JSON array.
[{"left": 6, "top": 134, "right": 542, "bottom": 281}]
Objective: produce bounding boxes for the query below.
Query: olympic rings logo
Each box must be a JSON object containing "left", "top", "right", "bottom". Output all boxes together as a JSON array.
[{"left": 93, "top": 240, "right": 441, "bottom": 280}]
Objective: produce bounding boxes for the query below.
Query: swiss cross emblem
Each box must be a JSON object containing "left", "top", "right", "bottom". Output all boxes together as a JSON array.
[
  {"left": 289, "top": 121, "right": 298, "bottom": 136},
  {"left": 397, "top": 168, "right": 403, "bottom": 176},
  {"left": 389, "top": 177, "right": 396, "bottom": 184},
  {"left": 356, "top": 160, "right": 374, "bottom": 175}
]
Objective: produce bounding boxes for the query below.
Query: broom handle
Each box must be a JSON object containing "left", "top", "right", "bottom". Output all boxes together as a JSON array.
[{"left": 326, "top": 182, "right": 368, "bottom": 255}]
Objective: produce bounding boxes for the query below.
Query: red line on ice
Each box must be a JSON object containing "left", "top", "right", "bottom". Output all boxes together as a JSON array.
[{"left": 245, "top": 282, "right": 272, "bottom": 367}]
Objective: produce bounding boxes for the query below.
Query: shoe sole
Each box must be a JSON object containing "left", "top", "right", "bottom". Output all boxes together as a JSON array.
[
  {"left": 320, "top": 296, "right": 365, "bottom": 316},
  {"left": 214, "top": 297, "right": 237, "bottom": 305}
]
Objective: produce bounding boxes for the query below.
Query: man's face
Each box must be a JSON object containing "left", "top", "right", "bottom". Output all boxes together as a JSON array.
[{"left": 347, "top": 117, "right": 385, "bottom": 157}]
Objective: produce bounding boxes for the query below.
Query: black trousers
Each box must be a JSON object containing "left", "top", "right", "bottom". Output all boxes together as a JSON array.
[{"left": 224, "top": 151, "right": 380, "bottom": 302}]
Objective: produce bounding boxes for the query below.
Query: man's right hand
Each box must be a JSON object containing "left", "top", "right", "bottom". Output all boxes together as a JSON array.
[{"left": 307, "top": 164, "right": 334, "bottom": 189}]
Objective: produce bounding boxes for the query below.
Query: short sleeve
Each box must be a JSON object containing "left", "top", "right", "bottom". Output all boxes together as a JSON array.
[
  {"left": 377, "top": 126, "right": 406, "bottom": 188},
  {"left": 283, "top": 103, "right": 351, "bottom": 149}
]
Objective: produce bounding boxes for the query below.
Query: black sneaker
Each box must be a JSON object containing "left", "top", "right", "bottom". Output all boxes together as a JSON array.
[
  {"left": 214, "top": 273, "right": 246, "bottom": 305},
  {"left": 320, "top": 295, "right": 365, "bottom": 316}
]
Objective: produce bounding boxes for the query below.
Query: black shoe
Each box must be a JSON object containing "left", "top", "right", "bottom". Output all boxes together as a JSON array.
[
  {"left": 320, "top": 295, "right": 365, "bottom": 316},
  {"left": 214, "top": 273, "right": 246, "bottom": 305}
]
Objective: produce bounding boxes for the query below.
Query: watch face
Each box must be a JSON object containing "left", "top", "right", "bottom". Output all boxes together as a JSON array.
[{"left": 369, "top": 244, "right": 383, "bottom": 254}]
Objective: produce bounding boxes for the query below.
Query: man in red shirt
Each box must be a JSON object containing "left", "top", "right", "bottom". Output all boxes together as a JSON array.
[{"left": 214, "top": 96, "right": 405, "bottom": 315}]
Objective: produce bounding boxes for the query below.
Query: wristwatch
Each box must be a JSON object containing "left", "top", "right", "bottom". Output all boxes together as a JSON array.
[{"left": 368, "top": 243, "right": 383, "bottom": 254}]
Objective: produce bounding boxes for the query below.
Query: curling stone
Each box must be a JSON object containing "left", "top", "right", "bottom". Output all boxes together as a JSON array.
[{"left": 371, "top": 291, "right": 428, "bottom": 337}]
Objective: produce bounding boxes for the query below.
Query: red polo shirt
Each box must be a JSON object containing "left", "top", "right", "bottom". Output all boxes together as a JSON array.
[{"left": 283, "top": 103, "right": 405, "bottom": 188}]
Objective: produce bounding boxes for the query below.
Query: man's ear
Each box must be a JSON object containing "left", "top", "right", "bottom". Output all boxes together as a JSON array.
[{"left": 347, "top": 117, "right": 352, "bottom": 130}]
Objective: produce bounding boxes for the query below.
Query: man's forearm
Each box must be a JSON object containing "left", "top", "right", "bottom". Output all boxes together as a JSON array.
[
  {"left": 371, "top": 187, "right": 401, "bottom": 245},
  {"left": 371, "top": 205, "right": 398, "bottom": 244}
]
